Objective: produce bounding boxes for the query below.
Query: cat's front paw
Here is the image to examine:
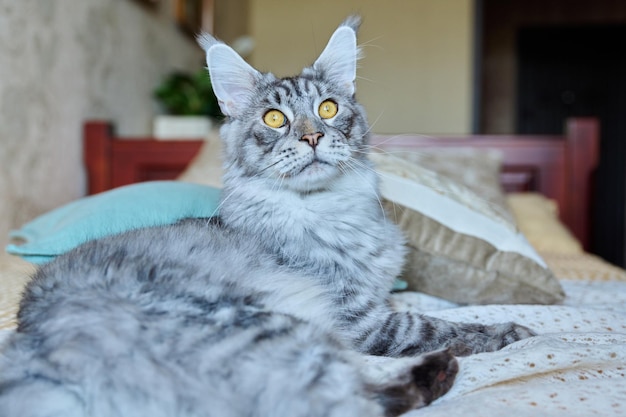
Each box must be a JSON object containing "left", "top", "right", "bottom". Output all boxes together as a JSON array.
[
  {"left": 375, "top": 349, "right": 458, "bottom": 416},
  {"left": 447, "top": 322, "right": 536, "bottom": 356},
  {"left": 410, "top": 348, "right": 458, "bottom": 404},
  {"left": 488, "top": 321, "right": 536, "bottom": 348}
]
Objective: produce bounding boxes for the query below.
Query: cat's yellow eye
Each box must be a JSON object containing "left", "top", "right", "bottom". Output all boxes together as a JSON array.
[
  {"left": 318, "top": 100, "right": 338, "bottom": 119},
  {"left": 263, "top": 109, "right": 287, "bottom": 128}
]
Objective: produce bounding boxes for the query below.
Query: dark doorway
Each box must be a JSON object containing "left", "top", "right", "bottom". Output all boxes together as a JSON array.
[{"left": 516, "top": 25, "right": 626, "bottom": 266}]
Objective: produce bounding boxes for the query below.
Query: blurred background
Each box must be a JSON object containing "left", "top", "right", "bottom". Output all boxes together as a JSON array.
[{"left": 0, "top": 0, "right": 624, "bottom": 266}]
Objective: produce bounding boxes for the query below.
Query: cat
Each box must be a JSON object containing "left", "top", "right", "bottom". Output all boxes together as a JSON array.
[{"left": 0, "top": 15, "right": 533, "bottom": 417}]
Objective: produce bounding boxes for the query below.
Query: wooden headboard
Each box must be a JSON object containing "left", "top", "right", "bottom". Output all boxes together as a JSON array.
[{"left": 83, "top": 118, "right": 599, "bottom": 249}]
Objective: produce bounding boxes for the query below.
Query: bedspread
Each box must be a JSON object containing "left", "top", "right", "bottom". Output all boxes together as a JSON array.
[
  {"left": 381, "top": 270, "right": 626, "bottom": 415},
  {"left": 1, "top": 252, "right": 625, "bottom": 415}
]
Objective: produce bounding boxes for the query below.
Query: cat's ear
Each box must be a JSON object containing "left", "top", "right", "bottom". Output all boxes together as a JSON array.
[
  {"left": 313, "top": 16, "right": 362, "bottom": 96},
  {"left": 198, "top": 33, "right": 260, "bottom": 117}
]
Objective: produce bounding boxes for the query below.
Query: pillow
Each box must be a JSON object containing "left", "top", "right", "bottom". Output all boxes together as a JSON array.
[
  {"left": 385, "top": 147, "right": 515, "bottom": 224},
  {"left": 370, "top": 152, "right": 564, "bottom": 305},
  {"left": 177, "top": 130, "right": 224, "bottom": 188},
  {"left": 506, "top": 192, "right": 583, "bottom": 254},
  {"left": 540, "top": 251, "right": 626, "bottom": 282},
  {"left": 6, "top": 181, "right": 221, "bottom": 264}
]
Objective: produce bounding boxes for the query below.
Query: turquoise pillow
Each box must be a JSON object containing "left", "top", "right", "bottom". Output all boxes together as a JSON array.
[{"left": 6, "top": 181, "right": 221, "bottom": 264}]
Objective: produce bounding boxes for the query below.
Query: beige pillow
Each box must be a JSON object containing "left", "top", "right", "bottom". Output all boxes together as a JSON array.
[
  {"left": 387, "top": 148, "right": 515, "bottom": 224},
  {"left": 371, "top": 151, "right": 564, "bottom": 305},
  {"left": 540, "top": 251, "right": 626, "bottom": 282},
  {"left": 507, "top": 192, "right": 583, "bottom": 254},
  {"left": 177, "top": 129, "right": 223, "bottom": 188}
]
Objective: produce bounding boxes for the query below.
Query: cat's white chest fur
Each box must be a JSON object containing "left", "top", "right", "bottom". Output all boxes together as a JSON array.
[{"left": 221, "top": 168, "right": 406, "bottom": 292}]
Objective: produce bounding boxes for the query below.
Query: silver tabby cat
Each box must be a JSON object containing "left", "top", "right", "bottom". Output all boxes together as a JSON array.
[{"left": 0, "top": 16, "right": 533, "bottom": 417}]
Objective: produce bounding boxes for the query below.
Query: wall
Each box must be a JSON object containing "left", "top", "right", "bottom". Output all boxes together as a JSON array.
[
  {"left": 0, "top": 0, "right": 204, "bottom": 247},
  {"left": 214, "top": 0, "right": 249, "bottom": 45},
  {"left": 248, "top": 0, "right": 474, "bottom": 135}
]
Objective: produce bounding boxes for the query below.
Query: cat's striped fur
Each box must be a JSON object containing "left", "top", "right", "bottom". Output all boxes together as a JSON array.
[{"left": 0, "top": 16, "right": 532, "bottom": 416}]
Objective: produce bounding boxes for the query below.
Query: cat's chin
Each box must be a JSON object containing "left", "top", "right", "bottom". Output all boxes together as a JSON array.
[{"left": 283, "top": 161, "right": 340, "bottom": 193}]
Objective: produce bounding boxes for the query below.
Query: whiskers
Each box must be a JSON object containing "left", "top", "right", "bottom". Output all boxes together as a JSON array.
[
  {"left": 205, "top": 161, "right": 284, "bottom": 227},
  {"left": 339, "top": 155, "right": 388, "bottom": 221},
  {"left": 259, "top": 160, "right": 282, "bottom": 174}
]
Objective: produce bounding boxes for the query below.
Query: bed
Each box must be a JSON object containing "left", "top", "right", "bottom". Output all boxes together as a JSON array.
[{"left": 2, "top": 117, "right": 625, "bottom": 416}]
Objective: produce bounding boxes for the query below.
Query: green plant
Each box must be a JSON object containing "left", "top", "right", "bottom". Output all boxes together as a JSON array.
[{"left": 153, "top": 69, "right": 222, "bottom": 119}]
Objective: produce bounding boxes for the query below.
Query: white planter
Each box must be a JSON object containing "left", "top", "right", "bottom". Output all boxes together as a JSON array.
[{"left": 153, "top": 116, "right": 212, "bottom": 140}]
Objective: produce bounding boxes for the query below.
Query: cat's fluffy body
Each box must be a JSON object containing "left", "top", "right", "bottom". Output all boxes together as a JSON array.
[{"left": 0, "top": 16, "right": 531, "bottom": 416}]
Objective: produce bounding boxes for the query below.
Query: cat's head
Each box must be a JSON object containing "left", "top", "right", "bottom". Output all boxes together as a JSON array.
[{"left": 198, "top": 16, "right": 370, "bottom": 193}]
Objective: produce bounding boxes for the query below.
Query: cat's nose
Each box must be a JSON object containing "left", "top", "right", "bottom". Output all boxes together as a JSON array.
[{"left": 301, "top": 132, "right": 324, "bottom": 148}]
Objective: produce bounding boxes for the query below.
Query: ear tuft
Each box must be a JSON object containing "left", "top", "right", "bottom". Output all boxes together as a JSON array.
[
  {"left": 197, "top": 34, "right": 260, "bottom": 117},
  {"left": 340, "top": 15, "right": 362, "bottom": 32},
  {"left": 197, "top": 32, "right": 219, "bottom": 52}
]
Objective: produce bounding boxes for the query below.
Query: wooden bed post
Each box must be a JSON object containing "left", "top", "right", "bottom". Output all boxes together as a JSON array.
[
  {"left": 83, "top": 121, "right": 113, "bottom": 195},
  {"left": 565, "top": 117, "right": 600, "bottom": 250}
]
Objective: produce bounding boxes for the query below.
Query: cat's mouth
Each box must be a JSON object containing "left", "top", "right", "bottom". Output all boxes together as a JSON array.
[
  {"left": 271, "top": 141, "right": 349, "bottom": 192},
  {"left": 297, "top": 159, "right": 331, "bottom": 175},
  {"left": 282, "top": 158, "right": 339, "bottom": 192}
]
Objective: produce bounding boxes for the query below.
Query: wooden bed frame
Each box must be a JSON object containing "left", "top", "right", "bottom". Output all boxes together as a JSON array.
[{"left": 83, "top": 118, "right": 599, "bottom": 249}]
